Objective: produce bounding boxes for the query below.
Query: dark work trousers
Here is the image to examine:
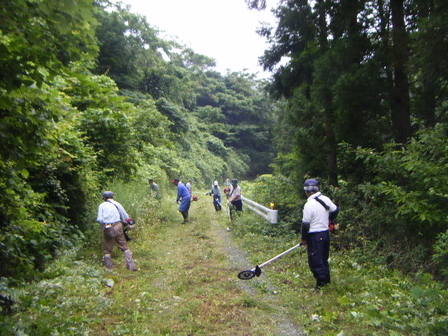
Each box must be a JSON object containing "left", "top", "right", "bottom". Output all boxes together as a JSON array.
[
  {"left": 231, "top": 199, "right": 242, "bottom": 211},
  {"left": 213, "top": 196, "right": 222, "bottom": 211},
  {"left": 306, "top": 230, "right": 330, "bottom": 287}
]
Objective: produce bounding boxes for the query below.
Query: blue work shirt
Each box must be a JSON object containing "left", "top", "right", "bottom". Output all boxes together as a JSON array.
[{"left": 176, "top": 182, "right": 190, "bottom": 201}]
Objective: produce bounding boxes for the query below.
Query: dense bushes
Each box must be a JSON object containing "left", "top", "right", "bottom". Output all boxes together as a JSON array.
[
  {"left": 245, "top": 124, "right": 448, "bottom": 280},
  {"left": 0, "top": 0, "right": 277, "bottom": 282}
]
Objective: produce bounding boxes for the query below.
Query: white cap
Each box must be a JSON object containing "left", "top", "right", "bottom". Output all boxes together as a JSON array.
[{"left": 213, "top": 181, "right": 218, "bottom": 186}]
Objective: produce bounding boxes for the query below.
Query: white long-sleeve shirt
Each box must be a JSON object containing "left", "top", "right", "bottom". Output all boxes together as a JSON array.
[
  {"left": 228, "top": 185, "right": 241, "bottom": 202},
  {"left": 96, "top": 200, "right": 129, "bottom": 224},
  {"left": 302, "top": 192, "right": 337, "bottom": 233}
]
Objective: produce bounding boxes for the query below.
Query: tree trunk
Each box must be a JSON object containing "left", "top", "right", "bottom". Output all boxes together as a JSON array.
[
  {"left": 390, "top": 0, "right": 411, "bottom": 144},
  {"left": 317, "top": 0, "right": 338, "bottom": 186}
]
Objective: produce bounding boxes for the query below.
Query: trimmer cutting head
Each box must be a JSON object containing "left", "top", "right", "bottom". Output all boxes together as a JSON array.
[
  {"left": 237, "top": 242, "right": 303, "bottom": 280},
  {"left": 237, "top": 265, "right": 262, "bottom": 280}
]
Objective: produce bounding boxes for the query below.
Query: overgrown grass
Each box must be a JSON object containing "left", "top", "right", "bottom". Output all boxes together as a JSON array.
[
  {"left": 230, "top": 210, "right": 448, "bottom": 335},
  {"left": 2, "top": 183, "right": 447, "bottom": 335},
  {"left": 0, "top": 184, "right": 286, "bottom": 335}
]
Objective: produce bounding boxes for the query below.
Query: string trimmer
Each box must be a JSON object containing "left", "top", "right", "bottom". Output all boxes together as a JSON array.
[{"left": 237, "top": 242, "right": 303, "bottom": 280}]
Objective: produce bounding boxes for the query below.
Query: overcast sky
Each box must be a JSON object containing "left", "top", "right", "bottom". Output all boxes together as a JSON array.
[{"left": 116, "top": 0, "right": 278, "bottom": 78}]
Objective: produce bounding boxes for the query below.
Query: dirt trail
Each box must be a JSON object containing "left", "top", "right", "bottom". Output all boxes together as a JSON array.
[
  {"left": 124, "top": 195, "right": 305, "bottom": 335},
  {"left": 200, "top": 198, "right": 305, "bottom": 336}
]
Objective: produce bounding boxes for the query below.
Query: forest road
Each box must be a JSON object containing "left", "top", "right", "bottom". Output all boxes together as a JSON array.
[
  {"left": 199, "top": 198, "right": 305, "bottom": 336},
  {"left": 130, "top": 195, "right": 306, "bottom": 335}
]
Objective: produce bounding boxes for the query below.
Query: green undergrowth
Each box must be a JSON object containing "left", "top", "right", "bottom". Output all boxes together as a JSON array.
[
  {"left": 1, "top": 183, "right": 447, "bottom": 335},
  {"left": 230, "top": 211, "right": 448, "bottom": 336},
  {"left": 0, "top": 186, "right": 285, "bottom": 335}
]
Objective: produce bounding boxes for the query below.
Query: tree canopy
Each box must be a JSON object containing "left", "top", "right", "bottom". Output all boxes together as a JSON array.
[
  {"left": 248, "top": 0, "right": 448, "bottom": 278},
  {"left": 0, "top": 0, "right": 277, "bottom": 279},
  {"left": 0, "top": 0, "right": 447, "bottom": 284}
]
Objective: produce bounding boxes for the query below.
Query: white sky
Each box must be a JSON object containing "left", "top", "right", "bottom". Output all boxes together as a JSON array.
[{"left": 116, "top": 0, "right": 278, "bottom": 79}]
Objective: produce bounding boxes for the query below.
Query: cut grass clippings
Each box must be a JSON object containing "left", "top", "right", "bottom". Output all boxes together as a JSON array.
[
  {"left": 0, "top": 189, "right": 294, "bottom": 335},
  {"left": 2, "top": 184, "right": 447, "bottom": 336}
]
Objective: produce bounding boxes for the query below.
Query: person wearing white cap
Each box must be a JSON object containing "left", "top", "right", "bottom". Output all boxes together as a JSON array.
[
  {"left": 209, "top": 181, "right": 222, "bottom": 211},
  {"left": 96, "top": 191, "right": 137, "bottom": 271}
]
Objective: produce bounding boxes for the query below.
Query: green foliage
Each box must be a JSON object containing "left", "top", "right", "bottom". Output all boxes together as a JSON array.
[
  {"left": 433, "top": 230, "right": 448, "bottom": 279},
  {"left": 93, "top": 1, "right": 167, "bottom": 91},
  {"left": 0, "top": 0, "right": 98, "bottom": 91},
  {"left": 156, "top": 97, "right": 190, "bottom": 134},
  {"left": 0, "top": 248, "right": 112, "bottom": 335},
  {"left": 229, "top": 207, "right": 448, "bottom": 336},
  {"left": 356, "top": 124, "right": 448, "bottom": 236},
  {"left": 80, "top": 106, "right": 137, "bottom": 179},
  {"left": 194, "top": 71, "right": 277, "bottom": 177},
  {"left": 325, "top": 124, "right": 447, "bottom": 275},
  {"left": 265, "top": 0, "right": 448, "bottom": 186},
  {"left": 244, "top": 174, "right": 302, "bottom": 230},
  {"left": 0, "top": 0, "right": 102, "bottom": 280},
  {"left": 0, "top": 73, "right": 98, "bottom": 278}
]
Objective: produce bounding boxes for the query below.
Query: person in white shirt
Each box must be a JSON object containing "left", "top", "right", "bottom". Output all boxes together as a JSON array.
[
  {"left": 227, "top": 179, "right": 242, "bottom": 211},
  {"left": 209, "top": 181, "right": 222, "bottom": 211},
  {"left": 301, "top": 179, "right": 338, "bottom": 289},
  {"left": 96, "top": 191, "right": 137, "bottom": 271}
]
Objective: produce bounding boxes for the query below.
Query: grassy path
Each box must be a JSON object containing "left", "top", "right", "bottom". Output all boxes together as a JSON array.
[
  {"left": 4, "top": 189, "right": 446, "bottom": 335},
  {"left": 94, "top": 194, "right": 303, "bottom": 335},
  {"left": 3, "top": 187, "right": 447, "bottom": 335}
]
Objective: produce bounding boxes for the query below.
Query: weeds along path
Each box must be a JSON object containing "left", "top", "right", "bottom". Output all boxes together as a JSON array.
[
  {"left": 102, "top": 195, "right": 304, "bottom": 335},
  {"left": 208, "top": 203, "right": 306, "bottom": 336}
]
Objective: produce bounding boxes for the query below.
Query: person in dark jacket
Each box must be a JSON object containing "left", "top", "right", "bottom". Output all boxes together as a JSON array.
[
  {"left": 148, "top": 178, "right": 161, "bottom": 199},
  {"left": 227, "top": 179, "right": 242, "bottom": 211}
]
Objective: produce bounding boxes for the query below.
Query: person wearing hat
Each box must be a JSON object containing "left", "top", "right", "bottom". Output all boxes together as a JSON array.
[
  {"left": 148, "top": 178, "right": 161, "bottom": 199},
  {"left": 228, "top": 179, "right": 242, "bottom": 211},
  {"left": 209, "top": 181, "right": 222, "bottom": 211},
  {"left": 172, "top": 179, "right": 191, "bottom": 223},
  {"left": 301, "top": 179, "right": 338, "bottom": 289},
  {"left": 96, "top": 191, "right": 137, "bottom": 271}
]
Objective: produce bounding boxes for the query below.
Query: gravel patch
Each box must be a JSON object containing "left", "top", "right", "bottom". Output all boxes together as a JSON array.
[{"left": 212, "top": 218, "right": 306, "bottom": 336}]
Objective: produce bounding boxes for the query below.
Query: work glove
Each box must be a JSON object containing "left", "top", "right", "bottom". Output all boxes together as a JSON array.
[{"left": 329, "top": 220, "right": 337, "bottom": 233}]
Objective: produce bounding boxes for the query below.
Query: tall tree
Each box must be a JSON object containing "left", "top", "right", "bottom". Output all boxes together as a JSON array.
[
  {"left": 411, "top": 0, "right": 448, "bottom": 127},
  {"left": 315, "top": 0, "right": 338, "bottom": 185},
  {"left": 390, "top": 0, "right": 411, "bottom": 144}
]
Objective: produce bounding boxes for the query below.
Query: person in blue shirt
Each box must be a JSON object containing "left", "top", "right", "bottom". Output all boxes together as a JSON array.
[{"left": 172, "top": 179, "right": 191, "bottom": 223}]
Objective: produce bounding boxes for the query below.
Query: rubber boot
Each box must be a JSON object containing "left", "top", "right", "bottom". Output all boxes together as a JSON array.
[
  {"left": 104, "top": 254, "right": 113, "bottom": 270},
  {"left": 124, "top": 250, "right": 137, "bottom": 271},
  {"left": 181, "top": 212, "right": 189, "bottom": 223}
]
